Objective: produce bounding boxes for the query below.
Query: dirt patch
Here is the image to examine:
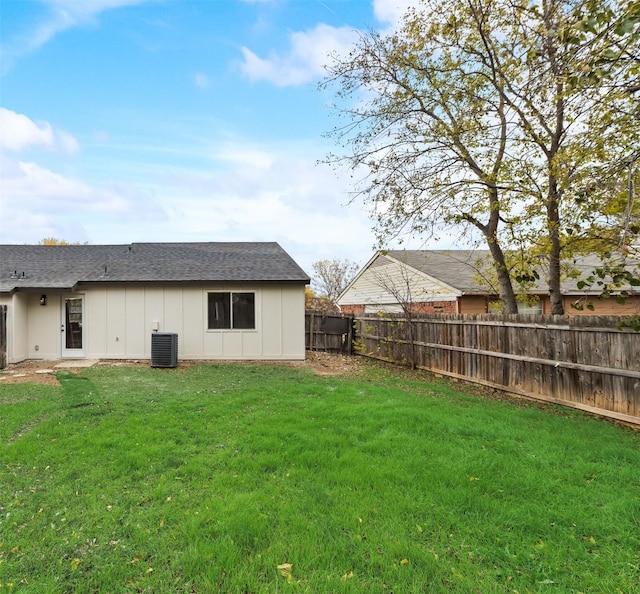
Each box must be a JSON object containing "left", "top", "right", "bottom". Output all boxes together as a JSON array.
[
  {"left": 0, "top": 360, "right": 65, "bottom": 387},
  {"left": 0, "top": 351, "right": 364, "bottom": 386},
  {"left": 303, "top": 351, "right": 365, "bottom": 376}
]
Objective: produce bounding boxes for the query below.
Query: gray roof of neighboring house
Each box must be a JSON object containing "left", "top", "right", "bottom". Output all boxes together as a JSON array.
[
  {"left": 385, "top": 250, "right": 491, "bottom": 294},
  {"left": 385, "top": 249, "right": 640, "bottom": 295},
  {"left": 0, "top": 242, "right": 310, "bottom": 293}
]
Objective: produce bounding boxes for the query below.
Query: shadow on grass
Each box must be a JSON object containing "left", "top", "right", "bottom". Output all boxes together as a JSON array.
[{"left": 56, "top": 370, "right": 101, "bottom": 410}]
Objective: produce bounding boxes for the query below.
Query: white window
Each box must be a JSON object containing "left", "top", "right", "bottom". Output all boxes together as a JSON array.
[
  {"left": 208, "top": 292, "right": 255, "bottom": 329},
  {"left": 517, "top": 299, "right": 543, "bottom": 315},
  {"left": 364, "top": 304, "right": 403, "bottom": 314}
]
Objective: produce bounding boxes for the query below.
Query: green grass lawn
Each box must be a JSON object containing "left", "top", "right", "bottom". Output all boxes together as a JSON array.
[{"left": 1, "top": 360, "right": 639, "bottom": 593}]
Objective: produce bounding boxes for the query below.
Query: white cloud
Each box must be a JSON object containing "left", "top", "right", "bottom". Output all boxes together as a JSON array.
[
  {"left": 240, "top": 23, "right": 360, "bottom": 86},
  {"left": 0, "top": 109, "right": 53, "bottom": 152},
  {"left": 0, "top": 127, "right": 450, "bottom": 273},
  {"left": 43, "top": 0, "right": 153, "bottom": 18},
  {"left": 145, "top": 143, "right": 381, "bottom": 271},
  {"left": 1, "top": 0, "right": 161, "bottom": 72},
  {"left": 193, "top": 72, "right": 211, "bottom": 89},
  {"left": 0, "top": 108, "right": 79, "bottom": 153},
  {"left": 238, "top": 1, "right": 422, "bottom": 87},
  {"left": 5, "top": 160, "right": 116, "bottom": 209},
  {"left": 373, "top": 0, "right": 421, "bottom": 32},
  {"left": 0, "top": 153, "right": 166, "bottom": 244},
  {"left": 211, "top": 145, "right": 274, "bottom": 169},
  {"left": 373, "top": 0, "right": 418, "bottom": 27},
  {"left": 1, "top": 156, "right": 161, "bottom": 212},
  {"left": 0, "top": 125, "right": 378, "bottom": 270}
]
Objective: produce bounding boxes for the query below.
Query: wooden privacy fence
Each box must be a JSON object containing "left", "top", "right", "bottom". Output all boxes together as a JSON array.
[
  {"left": 306, "top": 311, "right": 354, "bottom": 353},
  {"left": 355, "top": 313, "right": 640, "bottom": 426}
]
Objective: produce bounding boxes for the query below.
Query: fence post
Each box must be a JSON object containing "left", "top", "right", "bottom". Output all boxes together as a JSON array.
[{"left": 345, "top": 315, "right": 354, "bottom": 354}]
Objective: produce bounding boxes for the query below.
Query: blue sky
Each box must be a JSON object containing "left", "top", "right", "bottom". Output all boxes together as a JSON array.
[{"left": 0, "top": 0, "right": 426, "bottom": 275}]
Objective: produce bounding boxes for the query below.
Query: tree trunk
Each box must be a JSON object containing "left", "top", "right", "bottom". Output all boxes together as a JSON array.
[
  {"left": 542, "top": 1, "right": 565, "bottom": 316},
  {"left": 547, "top": 180, "right": 565, "bottom": 315},
  {"left": 486, "top": 239, "right": 519, "bottom": 314},
  {"left": 473, "top": 182, "right": 519, "bottom": 314}
]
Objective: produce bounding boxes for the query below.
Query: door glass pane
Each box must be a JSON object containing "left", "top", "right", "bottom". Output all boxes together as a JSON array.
[{"left": 65, "top": 298, "right": 83, "bottom": 349}]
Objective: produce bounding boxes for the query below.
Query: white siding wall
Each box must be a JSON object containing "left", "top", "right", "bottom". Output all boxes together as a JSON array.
[
  {"left": 1, "top": 294, "right": 29, "bottom": 363},
  {"left": 95, "top": 285, "right": 305, "bottom": 360},
  {"left": 338, "top": 255, "right": 459, "bottom": 307},
  {"left": 2, "top": 293, "right": 63, "bottom": 362},
  {"left": 83, "top": 284, "right": 305, "bottom": 361},
  {"left": 3, "top": 283, "right": 305, "bottom": 363},
  {"left": 27, "top": 293, "right": 61, "bottom": 359},
  {"left": 268, "top": 285, "right": 306, "bottom": 358}
]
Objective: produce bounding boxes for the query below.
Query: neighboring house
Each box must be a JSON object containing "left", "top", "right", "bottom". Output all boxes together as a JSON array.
[
  {"left": 337, "top": 250, "right": 640, "bottom": 316},
  {"left": 0, "top": 242, "right": 310, "bottom": 365}
]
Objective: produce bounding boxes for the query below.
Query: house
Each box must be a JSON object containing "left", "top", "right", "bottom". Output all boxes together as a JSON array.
[
  {"left": 0, "top": 242, "right": 310, "bottom": 365},
  {"left": 337, "top": 250, "right": 640, "bottom": 316}
]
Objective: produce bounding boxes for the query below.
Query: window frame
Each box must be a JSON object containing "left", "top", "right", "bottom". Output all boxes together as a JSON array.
[
  {"left": 516, "top": 298, "right": 543, "bottom": 315},
  {"left": 207, "top": 291, "right": 256, "bottom": 331}
]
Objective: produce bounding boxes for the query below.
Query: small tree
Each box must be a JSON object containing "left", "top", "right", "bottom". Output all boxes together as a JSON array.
[
  {"left": 368, "top": 257, "right": 431, "bottom": 369},
  {"left": 38, "top": 238, "right": 88, "bottom": 245},
  {"left": 305, "top": 286, "right": 317, "bottom": 310},
  {"left": 311, "top": 259, "right": 359, "bottom": 305}
]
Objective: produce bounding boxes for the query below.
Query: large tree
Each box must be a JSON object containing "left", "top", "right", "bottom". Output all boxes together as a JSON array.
[
  {"left": 504, "top": 0, "right": 640, "bottom": 311},
  {"left": 322, "top": 0, "right": 640, "bottom": 314},
  {"left": 560, "top": 0, "right": 640, "bottom": 259}
]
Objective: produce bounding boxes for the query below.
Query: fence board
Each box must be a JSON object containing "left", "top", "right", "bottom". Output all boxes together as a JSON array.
[
  {"left": 355, "top": 313, "right": 640, "bottom": 426},
  {"left": 305, "top": 312, "right": 354, "bottom": 353}
]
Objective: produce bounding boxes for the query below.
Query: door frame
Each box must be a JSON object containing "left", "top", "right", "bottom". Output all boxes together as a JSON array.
[{"left": 61, "top": 294, "right": 85, "bottom": 358}]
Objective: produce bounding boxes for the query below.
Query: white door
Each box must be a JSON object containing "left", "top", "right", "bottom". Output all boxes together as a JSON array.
[{"left": 61, "top": 296, "right": 85, "bottom": 358}]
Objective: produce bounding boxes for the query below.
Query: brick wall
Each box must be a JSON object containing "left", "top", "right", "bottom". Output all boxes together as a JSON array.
[
  {"left": 411, "top": 300, "right": 458, "bottom": 314},
  {"left": 562, "top": 295, "right": 640, "bottom": 316},
  {"left": 342, "top": 295, "right": 640, "bottom": 317},
  {"left": 340, "top": 304, "right": 365, "bottom": 315}
]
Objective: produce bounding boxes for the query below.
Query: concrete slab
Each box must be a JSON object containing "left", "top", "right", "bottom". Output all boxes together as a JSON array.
[{"left": 54, "top": 360, "right": 99, "bottom": 369}]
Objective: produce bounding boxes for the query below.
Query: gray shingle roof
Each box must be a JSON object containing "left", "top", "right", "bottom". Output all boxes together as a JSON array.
[
  {"left": 0, "top": 242, "right": 310, "bottom": 293},
  {"left": 386, "top": 250, "right": 491, "bottom": 293},
  {"left": 385, "top": 249, "right": 640, "bottom": 295}
]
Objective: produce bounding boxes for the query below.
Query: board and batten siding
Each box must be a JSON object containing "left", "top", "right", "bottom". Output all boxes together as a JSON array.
[
  {"left": 85, "top": 284, "right": 305, "bottom": 361},
  {"left": 0, "top": 292, "right": 61, "bottom": 363},
  {"left": 338, "top": 254, "right": 460, "bottom": 309},
  {"left": 5, "top": 284, "right": 305, "bottom": 362},
  {"left": 0, "top": 294, "right": 29, "bottom": 364}
]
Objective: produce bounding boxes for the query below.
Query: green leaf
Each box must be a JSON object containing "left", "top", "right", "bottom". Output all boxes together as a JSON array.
[{"left": 614, "top": 18, "right": 636, "bottom": 36}]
